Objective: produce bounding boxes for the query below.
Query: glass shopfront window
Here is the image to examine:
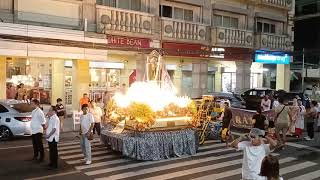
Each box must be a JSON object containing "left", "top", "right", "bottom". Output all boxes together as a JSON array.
[
  {"left": 222, "top": 72, "right": 236, "bottom": 93},
  {"left": 64, "top": 60, "right": 124, "bottom": 104},
  {"left": 6, "top": 57, "right": 52, "bottom": 104}
]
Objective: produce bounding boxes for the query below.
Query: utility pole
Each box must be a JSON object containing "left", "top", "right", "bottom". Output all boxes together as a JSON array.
[{"left": 302, "top": 48, "right": 305, "bottom": 92}]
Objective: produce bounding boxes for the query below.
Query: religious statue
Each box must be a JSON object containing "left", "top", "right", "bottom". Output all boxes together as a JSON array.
[{"left": 146, "top": 50, "right": 162, "bottom": 82}]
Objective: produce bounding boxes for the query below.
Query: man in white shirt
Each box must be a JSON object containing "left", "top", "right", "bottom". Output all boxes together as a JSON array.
[
  {"left": 79, "top": 104, "right": 94, "bottom": 165},
  {"left": 46, "top": 106, "right": 60, "bottom": 169},
  {"left": 30, "top": 99, "right": 46, "bottom": 162},
  {"left": 230, "top": 128, "right": 277, "bottom": 180},
  {"left": 261, "top": 95, "right": 271, "bottom": 111},
  {"left": 90, "top": 101, "right": 103, "bottom": 136}
]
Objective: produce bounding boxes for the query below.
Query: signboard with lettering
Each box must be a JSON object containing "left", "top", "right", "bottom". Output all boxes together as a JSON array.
[
  {"left": 107, "top": 35, "right": 150, "bottom": 48},
  {"left": 73, "top": 111, "right": 82, "bottom": 130},
  {"left": 254, "top": 50, "right": 291, "bottom": 64},
  {"left": 162, "top": 42, "right": 210, "bottom": 57}
]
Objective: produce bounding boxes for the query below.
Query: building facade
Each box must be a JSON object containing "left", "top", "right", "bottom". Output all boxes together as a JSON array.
[
  {"left": 294, "top": 0, "right": 320, "bottom": 91},
  {"left": 0, "top": 0, "right": 294, "bottom": 110}
]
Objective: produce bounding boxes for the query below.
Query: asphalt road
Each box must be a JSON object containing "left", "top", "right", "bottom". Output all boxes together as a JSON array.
[{"left": 1, "top": 131, "right": 320, "bottom": 180}]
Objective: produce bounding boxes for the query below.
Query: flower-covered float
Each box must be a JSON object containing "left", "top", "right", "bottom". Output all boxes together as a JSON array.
[{"left": 100, "top": 50, "right": 199, "bottom": 160}]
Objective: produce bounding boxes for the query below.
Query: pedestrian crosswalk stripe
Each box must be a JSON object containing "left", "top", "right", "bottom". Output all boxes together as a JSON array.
[
  {"left": 54, "top": 138, "right": 319, "bottom": 180},
  {"left": 75, "top": 158, "right": 131, "bottom": 170},
  {"left": 289, "top": 169, "right": 320, "bottom": 180},
  {"left": 66, "top": 140, "right": 221, "bottom": 166},
  {"left": 87, "top": 151, "right": 243, "bottom": 177},
  {"left": 59, "top": 146, "right": 108, "bottom": 155},
  {"left": 85, "top": 146, "right": 242, "bottom": 176},
  {"left": 66, "top": 154, "right": 122, "bottom": 165},
  {"left": 60, "top": 150, "right": 111, "bottom": 160},
  {"left": 58, "top": 142, "right": 102, "bottom": 151},
  {"left": 57, "top": 139, "right": 100, "bottom": 147},
  {"left": 141, "top": 156, "right": 294, "bottom": 180},
  {"left": 192, "top": 156, "right": 296, "bottom": 180},
  {"left": 280, "top": 161, "right": 317, "bottom": 175}
]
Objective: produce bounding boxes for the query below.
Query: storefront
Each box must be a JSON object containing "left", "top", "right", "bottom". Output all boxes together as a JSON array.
[
  {"left": 64, "top": 60, "right": 126, "bottom": 105},
  {"left": 6, "top": 57, "right": 52, "bottom": 104},
  {"left": 254, "top": 50, "right": 292, "bottom": 91}
]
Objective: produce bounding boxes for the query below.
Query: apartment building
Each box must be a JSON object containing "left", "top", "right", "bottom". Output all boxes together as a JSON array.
[{"left": 0, "top": 0, "right": 294, "bottom": 110}]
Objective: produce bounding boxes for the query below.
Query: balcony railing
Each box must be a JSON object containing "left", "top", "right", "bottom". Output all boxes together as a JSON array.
[
  {"left": 211, "top": 27, "right": 254, "bottom": 48},
  {"left": 96, "top": 5, "right": 154, "bottom": 35},
  {"left": 260, "top": 0, "right": 292, "bottom": 9},
  {"left": 255, "top": 33, "right": 292, "bottom": 51},
  {"left": 161, "top": 18, "right": 208, "bottom": 42}
]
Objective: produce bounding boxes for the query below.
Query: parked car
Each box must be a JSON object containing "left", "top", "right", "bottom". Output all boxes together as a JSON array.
[
  {"left": 241, "top": 88, "right": 307, "bottom": 110},
  {"left": 0, "top": 101, "right": 34, "bottom": 140},
  {"left": 241, "top": 88, "right": 274, "bottom": 110},
  {"left": 211, "top": 92, "right": 246, "bottom": 109}
]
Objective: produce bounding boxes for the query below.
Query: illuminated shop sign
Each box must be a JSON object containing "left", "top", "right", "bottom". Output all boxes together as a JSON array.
[
  {"left": 210, "top": 48, "right": 225, "bottom": 58},
  {"left": 254, "top": 51, "right": 291, "bottom": 64}
]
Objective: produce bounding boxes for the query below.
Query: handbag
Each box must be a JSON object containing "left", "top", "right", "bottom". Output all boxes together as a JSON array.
[{"left": 87, "top": 132, "right": 94, "bottom": 140}]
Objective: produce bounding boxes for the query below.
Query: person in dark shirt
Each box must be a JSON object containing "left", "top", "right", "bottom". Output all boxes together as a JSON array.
[
  {"left": 222, "top": 102, "right": 232, "bottom": 128},
  {"left": 253, "top": 106, "right": 267, "bottom": 133},
  {"left": 55, "top": 98, "right": 65, "bottom": 132}
]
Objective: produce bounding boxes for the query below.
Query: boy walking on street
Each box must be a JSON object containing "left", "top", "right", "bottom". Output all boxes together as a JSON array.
[
  {"left": 30, "top": 99, "right": 46, "bottom": 162},
  {"left": 46, "top": 106, "right": 60, "bottom": 169},
  {"left": 56, "top": 98, "right": 65, "bottom": 132},
  {"left": 79, "top": 104, "right": 94, "bottom": 165},
  {"left": 231, "top": 128, "right": 277, "bottom": 180}
]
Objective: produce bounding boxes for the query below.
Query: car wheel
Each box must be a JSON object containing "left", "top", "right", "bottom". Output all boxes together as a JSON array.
[{"left": 0, "top": 126, "right": 12, "bottom": 141}]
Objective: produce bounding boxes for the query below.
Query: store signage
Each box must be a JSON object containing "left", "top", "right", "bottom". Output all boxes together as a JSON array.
[
  {"left": 162, "top": 42, "right": 210, "bottom": 57},
  {"left": 210, "top": 48, "right": 225, "bottom": 58},
  {"left": 255, "top": 51, "right": 291, "bottom": 64},
  {"left": 107, "top": 35, "right": 150, "bottom": 48}
]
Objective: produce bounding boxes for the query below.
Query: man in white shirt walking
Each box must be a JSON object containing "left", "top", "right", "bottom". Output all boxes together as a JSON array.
[
  {"left": 30, "top": 99, "right": 46, "bottom": 162},
  {"left": 90, "top": 100, "right": 103, "bottom": 136},
  {"left": 79, "top": 104, "right": 94, "bottom": 165},
  {"left": 261, "top": 95, "right": 271, "bottom": 111},
  {"left": 46, "top": 106, "right": 60, "bottom": 169}
]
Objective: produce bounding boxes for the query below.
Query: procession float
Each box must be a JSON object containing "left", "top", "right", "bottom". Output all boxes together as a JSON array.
[{"left": 100, "top": 50, "right": 200, "bottom": 160}]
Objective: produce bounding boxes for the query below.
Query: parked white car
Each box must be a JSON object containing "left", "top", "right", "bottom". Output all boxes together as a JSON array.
[{"left": 0, "top": 100, "right": 34, "bottom": 140}]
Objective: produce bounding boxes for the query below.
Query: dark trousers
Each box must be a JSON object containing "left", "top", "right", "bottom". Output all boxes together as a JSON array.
[
  {"left": 307, "top": 122, "right": 314, "bottom": 139},
  {"left": 31, "top": 133, "right": 44, "bottom": 160},
  {"left": 93, "top": 122, "right": 101, "bottom": 135},
  {"left": 48, "top": 139, "right": 58, "bottom": 168}
]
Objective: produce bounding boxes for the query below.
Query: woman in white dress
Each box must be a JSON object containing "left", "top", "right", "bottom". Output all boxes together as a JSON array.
[{"left": 295, "top": 99, "right": 305, "bottom": 138}]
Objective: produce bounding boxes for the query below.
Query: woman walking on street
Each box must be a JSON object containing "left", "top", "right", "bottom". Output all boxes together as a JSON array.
[
  {"left": 274, "top": 98, "right": 292, "bottom": 150},
  {"left": 295, "top": 99, "right": 305, "bottom": 138}
]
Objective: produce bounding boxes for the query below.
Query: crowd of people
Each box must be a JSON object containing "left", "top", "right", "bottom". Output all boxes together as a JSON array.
[
  {"left": 27, "top": 83, "right": 127, "bottom": 169},
  {"left": 216, "top": 93, "right": 320, "bottom": 180}
]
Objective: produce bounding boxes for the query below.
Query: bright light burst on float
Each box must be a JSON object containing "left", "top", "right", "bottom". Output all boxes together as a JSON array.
[{"left": 113, "top": 81, "right": 191, "bottom": 112}]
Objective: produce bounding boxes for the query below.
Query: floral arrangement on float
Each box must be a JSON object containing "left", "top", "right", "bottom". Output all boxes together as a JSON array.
[{"left": 105, "top": 82, "right": 198, "bottom": 131}]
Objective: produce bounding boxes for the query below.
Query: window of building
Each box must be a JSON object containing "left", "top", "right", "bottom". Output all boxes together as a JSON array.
[
  {"left": 160, "top": 5, "right": 194, "bottom": 22},
  {"left": 213, "top": 15, "right": 239, "bottom": 28},
  {"left": 184, "top": 9, "right": 193, "bottom": 21},
  {"left": 257, "top": 21, "right": 276, "bottom": 34},
  {"left": 97, "top": 0, "right": 143, "bottom": 12},
  {"left": 174, "top": 7, "right": 184, "bottom": 20},
  {"left": 161, "top": 5, "right": 172, "bottom": 18}
]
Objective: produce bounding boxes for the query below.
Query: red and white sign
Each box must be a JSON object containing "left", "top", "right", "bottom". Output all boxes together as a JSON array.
[
  {"left": 107, "top": 35, "right": 150, "bottom": 48},
  {"left": 129, "top": 69, "right": 136, "bottom": 86}
]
